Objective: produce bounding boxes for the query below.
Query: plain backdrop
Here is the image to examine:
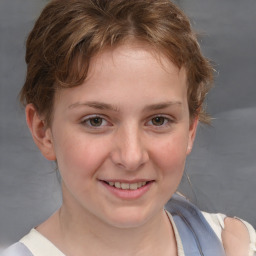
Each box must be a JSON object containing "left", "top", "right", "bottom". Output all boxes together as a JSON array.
[{"left": 0, "top": 0, "right": 256, "bottom": 247}]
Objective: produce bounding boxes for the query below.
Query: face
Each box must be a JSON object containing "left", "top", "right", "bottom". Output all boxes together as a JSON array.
[{"left": 38, "top": 43, "right": 197, "bottom": 228}]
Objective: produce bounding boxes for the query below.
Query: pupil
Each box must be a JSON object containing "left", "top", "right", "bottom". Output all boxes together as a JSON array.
[
  {"left": 152, "top": 117, "right": 164, "bottom": 126},
  {"left": 90, "top": 118, "right": 102, "bottom": 126}
]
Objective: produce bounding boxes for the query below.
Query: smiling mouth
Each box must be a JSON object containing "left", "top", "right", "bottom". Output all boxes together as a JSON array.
[{"left": 103, "top": 181, "right": 151, "bottom": 190}]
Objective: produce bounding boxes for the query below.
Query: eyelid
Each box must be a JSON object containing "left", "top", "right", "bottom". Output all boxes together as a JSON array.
[{"left": 81, "top": 114, "right": 105, "bottom": 121}]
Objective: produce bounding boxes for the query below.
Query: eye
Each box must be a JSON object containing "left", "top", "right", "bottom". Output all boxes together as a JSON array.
[
  {"left": 88, "top": 117, "right": 103, "bottom": 127},
  {"left": 146, "top": 115, "right": 172, "bottom": 127},
  {"left": 81, "top": 115, "right": 110, "bottom": 128},
  {"left": 151, "top": 116, "right": 166, "bottom": 126}
]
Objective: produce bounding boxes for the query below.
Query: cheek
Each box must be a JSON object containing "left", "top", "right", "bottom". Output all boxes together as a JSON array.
[
  {"left": 149, "top": 134, "right": 188, "bottom": 201},
  {"left": 151, "top": 133, "right": 188, "bottom": 174},
  {"left": 54, "top": 133, "right": 110, "bottom": 181}
]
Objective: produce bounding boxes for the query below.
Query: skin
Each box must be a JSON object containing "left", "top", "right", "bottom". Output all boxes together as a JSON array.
[
  {"left": 25, "top": 43, "right": 250, "bottom": 256},
  {"left": 222, "top": 217, "right": 250, "bottom": 256}
]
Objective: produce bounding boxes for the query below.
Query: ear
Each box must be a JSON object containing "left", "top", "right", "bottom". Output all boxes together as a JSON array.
[
  {"left": 186, "top": 117, "right": 199, "bottom": 155},
  {"left": 25, "top": 104, "right": 56, "bottom": 161}
]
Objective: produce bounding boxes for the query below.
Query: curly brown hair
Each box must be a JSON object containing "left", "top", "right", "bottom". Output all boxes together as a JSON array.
[{"left": 20, "top": 0, "right": 213, "bottom": 126}]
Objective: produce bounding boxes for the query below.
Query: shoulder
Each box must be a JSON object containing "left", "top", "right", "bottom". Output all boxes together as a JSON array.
[
  {"left": 1, "top": 228, "right": 64, "bottom": 256},
  {"left": 203, "top": 212, "right": 256, "bottom": 256},
  {"left": 222, "top": 217, "right": 251, "bottom": 256},
  {"left": 1, "top": 242, "right": 34, "bottom": 256}
]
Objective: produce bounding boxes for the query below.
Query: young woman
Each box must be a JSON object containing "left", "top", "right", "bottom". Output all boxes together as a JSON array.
[{"left": 3, "top": 0, "right": 256, "bottom": 255}]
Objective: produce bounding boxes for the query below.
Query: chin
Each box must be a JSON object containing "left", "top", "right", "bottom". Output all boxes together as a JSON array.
[{"left": 102, "top": 206, "right": 159, "bottom": 229}]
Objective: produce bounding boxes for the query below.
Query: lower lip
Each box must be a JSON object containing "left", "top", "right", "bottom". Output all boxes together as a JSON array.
[{"left": 100, "top": 181, "right": 154, "bottom": 200}]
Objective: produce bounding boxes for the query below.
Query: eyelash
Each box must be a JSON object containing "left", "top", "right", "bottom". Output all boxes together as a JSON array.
[{"left": 80, "top": 115, "right": 174, "bottom": 129}]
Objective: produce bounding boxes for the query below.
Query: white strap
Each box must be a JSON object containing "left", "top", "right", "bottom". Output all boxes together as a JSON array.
[{"left": 20, "top": 229, "right": 65, "bottom": 256}]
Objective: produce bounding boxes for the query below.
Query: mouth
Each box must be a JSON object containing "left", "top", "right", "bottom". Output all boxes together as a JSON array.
[
  {"left": 99, "top": 179, "right": 154, "bottom": 199},
  {"left": 102, "top": 180, "right": 152, "bottom": 190}
]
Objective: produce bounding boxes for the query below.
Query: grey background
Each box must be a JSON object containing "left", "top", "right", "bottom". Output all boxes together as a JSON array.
[{"left": 0, "top": 0, "right": 256, "bottom": 247}]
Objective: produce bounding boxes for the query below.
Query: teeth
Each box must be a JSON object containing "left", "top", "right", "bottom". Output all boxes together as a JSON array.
[
  {"left": 129, "top": 183, "right": 138, "bottom": 190},
  {"left": 115, "top": 182, "right": 121, "bottom": 188},
  {"left": 107, "top": 181, "right": 148, "bottom": 190},
  {"left": 121, "top": 183, "right": 129, "bottom": 189}
]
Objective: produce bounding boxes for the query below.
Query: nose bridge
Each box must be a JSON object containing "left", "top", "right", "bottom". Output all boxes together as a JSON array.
[{"left": 112, "top": 122, "right": 148, "bottom": 171}]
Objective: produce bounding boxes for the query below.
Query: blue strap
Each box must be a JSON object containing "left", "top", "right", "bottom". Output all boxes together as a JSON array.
[
  {"left": 1, "top": 242, "right": 34, "bottom": 256},
  {"left": 165, "top": 194, "right": 226, "bottom": 256}
]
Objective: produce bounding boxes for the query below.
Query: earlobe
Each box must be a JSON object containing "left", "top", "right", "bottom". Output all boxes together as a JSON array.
[
  {"left": 25, "top": 104, "right": 56, "bottom": 161},
  {"left": 186, "top": 117, "right": 199, "bottom": 155}
]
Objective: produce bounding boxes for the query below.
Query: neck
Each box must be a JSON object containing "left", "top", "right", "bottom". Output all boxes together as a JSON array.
[
  {"left": 36, "top": 187, "right": 177, "bottom": 256},
  {"left": 55, "top": 204, "right": 176, "bottom": 256}
]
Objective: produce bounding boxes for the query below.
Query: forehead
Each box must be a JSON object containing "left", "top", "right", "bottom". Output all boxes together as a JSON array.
[
  {"left": 54, "top": 43, "right": 188, "bottom": 113},
  {"left": 87, "top": 42, "right": 187, "bottom": 84}
]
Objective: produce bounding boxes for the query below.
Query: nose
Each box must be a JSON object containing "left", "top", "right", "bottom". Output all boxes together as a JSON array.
[{"left": 110, "top": 125, "right": 149, "bottom": 171}]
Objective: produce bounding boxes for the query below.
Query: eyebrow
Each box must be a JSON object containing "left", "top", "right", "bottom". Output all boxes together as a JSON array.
[
  {"left": 142, "top": 101, "right": 182, "bottom": 111},
  {"left": 68, "top": 100, "right": 182, "bottom": 112},
  {"left": 68, "top": 101, "right": 120, "bottom": 112}
]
